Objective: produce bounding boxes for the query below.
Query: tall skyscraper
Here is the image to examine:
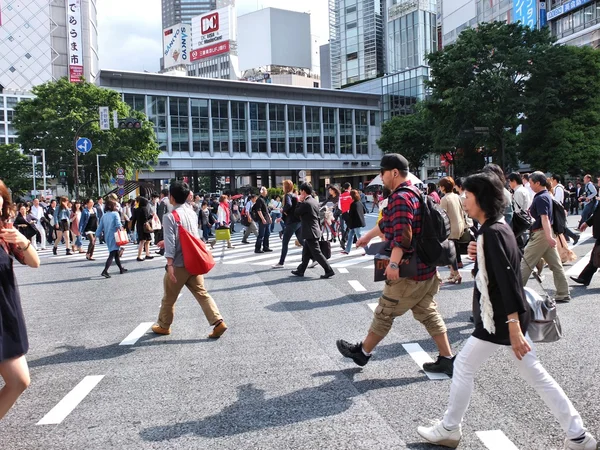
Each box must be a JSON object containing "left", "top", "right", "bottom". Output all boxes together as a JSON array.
[
  {"left": 329, "top": 0, "right": 385, "bottom": 89},
  {"left": 0, "top": 0, "right": 99, "bottom": 91},
  {"left": 162, "top": 0, "right": 216, "bottom": 29}
]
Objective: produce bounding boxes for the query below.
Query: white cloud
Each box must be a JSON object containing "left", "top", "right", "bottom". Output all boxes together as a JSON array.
[{"left": 97, "top": 0, "right": 328, "bottom": 73}]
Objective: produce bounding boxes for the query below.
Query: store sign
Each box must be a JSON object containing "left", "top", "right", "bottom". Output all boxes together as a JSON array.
[
  {"left": 66, "top": 0, "right": 84, "bottom": 82},
  {"left": 388, "top": 0, "right": 434, "bottom": 19},
  {"left": 190, "top": 41, "right": 230, "bottom": 62},
  {"left": 514, "top": 0, "right": 537, "bottom": 28},
  {"left": 192, "top": 6, "right": 234, "bottom": 50},
  {"left": 163, "top": 24, "right": 189, "bottom": 69},
  {"left": 547, "top": 0, "right": 593, "bottom": 20}
]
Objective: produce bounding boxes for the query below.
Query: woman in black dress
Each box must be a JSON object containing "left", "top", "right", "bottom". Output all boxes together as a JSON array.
[
  {"left": 131, "top": 196, "right": 154, "bottom": 262},
  {"left": 417, "top": 172, "right": 597, "bottom": 450},
  {"left": 0, "top": 180, "right": 40, "bottom": 420}
]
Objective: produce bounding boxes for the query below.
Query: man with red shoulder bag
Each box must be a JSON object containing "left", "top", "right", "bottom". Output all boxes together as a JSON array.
[{"left": 151, "top": 181, "right": 227, "bottom": 338}]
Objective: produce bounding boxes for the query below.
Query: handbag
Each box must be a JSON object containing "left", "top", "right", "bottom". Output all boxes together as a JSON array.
[
  {"left": 151, "top": 214, "right": 162, "bottom": 231},
  {"left": 512, "top": 209, "right": 533, "bottom": 238},
  {"left": 319, "top": 237, "right": 332, "bottom": 259},
  {"left": 524, "top": 287, "right": 562, "bottom": 343},
  {"left": 114, "top": 229, "right": 129, "bottom": 246},
  {"left": 215, "top": 226, "right": 231, "bottom": 241},
  {"left": 458, "top": 228, "right": 472, "bottom": 244},
  {"left": 144, "top": 220, "right": 153, "bottom": 233},
  {"left": 557, "top": 234, "right": 577, "bottom": 264},
  {"left": 172, "top": 210, "right": 215, "bottom": 275}
]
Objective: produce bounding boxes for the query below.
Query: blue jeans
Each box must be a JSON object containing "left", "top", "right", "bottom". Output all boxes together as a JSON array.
[
  {"left": 202, "top": 224, "right": 211, "bottom": 241},
  {"left": 345, "top": 227, "right": 362, "bottom": 253},
  {"left": 278, "top": 222, "right": 303, "bottom": 265},
  {"left": 579, "top": 200, "right": 597, "bottom": 227},
  {"left": 256, "top": 221, "right": 271, "bottom": 251},
  {"left": 75, "top": 235, "right": 83, "bottom": 248},
  {"left": 270, "top": 212, "right": 282, "bottom": 232}
]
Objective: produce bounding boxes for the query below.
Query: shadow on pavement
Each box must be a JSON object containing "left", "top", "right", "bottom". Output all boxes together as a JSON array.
[
  {"left": 265, "top": 292, "right": 377, "bottom": 312},
  {"left": 139, "top": 368, "right": 425, "bottom": 441}
]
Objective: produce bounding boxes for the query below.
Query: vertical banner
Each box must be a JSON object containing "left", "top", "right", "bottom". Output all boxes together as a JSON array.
[
  {"left": 66, "top": 0, "right": 84, "bottom": 82},
  {"left": 539, "top": 2, "right": 547, "bottom": 27},
  {"left": 514, "top": 0, "right": 538, "bottom": 28},
  {"left": 99, "top": 107, "right": 110, "bottom": 130}
]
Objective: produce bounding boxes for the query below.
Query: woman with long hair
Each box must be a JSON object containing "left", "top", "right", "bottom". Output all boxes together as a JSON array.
[
  {"left": 131, "top": 196, "right": 154, "bottom": 261},
  {"left": 439, "top": 177, "right": 467, "bottom": 284},
  {"left": 342, "top": 190, "right": 366, "bottom": 255},
  {"left": 14, "top": 204, "right": 38, "bottom": 246},
  {"left": 210, "top": 195, "right": 235, "bottom": 249},
  {"left": 52, "top": 196, "right": 72, "bottom": 255},
  {"left": 79, "top": 198, "right": 98, "bottom": 260},
  {"left": 273, "top": 180, "right": 304, "bottom": 268},
  {"left": 95, "top": 199, "right": 128, "bottom": 278},
  {"left": 417, "top": 172, "right": 597, "bottom": 450},
  {"left": 70, "top": 200, "right": 85, "bottom": 254},
  {"left": 0, "top": 180, "right": 40, "bottom": 420}
]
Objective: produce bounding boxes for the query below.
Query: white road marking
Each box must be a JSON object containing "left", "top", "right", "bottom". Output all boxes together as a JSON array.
[
  {"left": 119, "top": 322, "right": 154, "bottom": 346},
  {"left": 338, "top": 268, "right": 349, "bottom": 274},
  {"left": 368, "top": 302, "right": 377, "bottom": 312},
  {"left": 37, "top": 375, "right": 105, "bottom": 425},
  {"left": 402, "top": 343, "right": 450, "bottom": 380},
  {"left": 348, "top": 280, "right": 367, "bottom": 292},
  {"left": 476, "top": 430, "right": 519, "bottom": 450},
  {"left": 566, "top": 250, "right": 593, "bottom": 276}
]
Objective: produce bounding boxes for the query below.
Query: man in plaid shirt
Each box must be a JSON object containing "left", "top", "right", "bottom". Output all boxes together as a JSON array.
[{"left": 336, "top": 154, "right": 455, "bottom": 376}]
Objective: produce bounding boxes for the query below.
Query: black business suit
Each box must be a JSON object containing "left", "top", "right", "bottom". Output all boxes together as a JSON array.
[
  {"left": 576, "top": 202, "right": 600, "bottom": 284},
  {"left": 294, "top": 195, "right": 333, "bottom": 275}
]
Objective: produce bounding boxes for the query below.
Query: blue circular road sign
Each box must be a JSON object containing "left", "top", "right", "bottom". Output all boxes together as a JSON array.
[{"left": 76, "top": 137, "right": 93, "bottom": 154}]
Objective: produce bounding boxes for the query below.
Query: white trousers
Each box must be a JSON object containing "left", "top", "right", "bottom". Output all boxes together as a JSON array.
[
  {"left": 34, "top": 223, "right": 46, "bottom": 249},
  {"left": 443, "top": 336, "right": 586, "bottom": 440}
]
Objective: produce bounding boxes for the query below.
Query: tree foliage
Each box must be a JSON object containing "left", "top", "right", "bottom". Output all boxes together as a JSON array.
[
  {"left": 13, "top": 78, "right": 160, "bottom": 197},
  {"left": 377, "top": 106, "right": 433, "bottom": 172},
  {"left": 0, "top": 144, "right": 32, "bottom": 196}
]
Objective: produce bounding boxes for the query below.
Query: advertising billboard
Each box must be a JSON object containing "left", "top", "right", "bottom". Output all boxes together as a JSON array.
[
  {"left": 163, "top": 23, "right": 190, "bottom": 69},
  {"left": 191, "top": 5, "right": 236, "bottom": 59},
  {"left": 513, "top": 0, "right": 537, "bottom": 28},
  {"left": 66, "top": 0, "right": 84, "bottom": 82}
]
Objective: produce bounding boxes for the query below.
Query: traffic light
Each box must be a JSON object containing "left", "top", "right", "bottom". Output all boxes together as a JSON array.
[{"left": 118, "top": 118, "right": 142, "bottom": 129}]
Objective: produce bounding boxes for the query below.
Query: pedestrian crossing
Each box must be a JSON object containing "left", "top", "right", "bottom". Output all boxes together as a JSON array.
[{"left": 34, "top": 241, "right": 164, "bottom": 264}]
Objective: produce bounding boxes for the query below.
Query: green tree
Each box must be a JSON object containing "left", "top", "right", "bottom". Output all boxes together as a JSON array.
[
  {"left": 377, "top": 107, "right": 433, "bottom": 173},
  {"left": 0, "top": 144, "right": 33, "bottom": 196},
  {"left": 13, "top": 78, "right": 160, "bottom": 198},
  {"left": 426, "top": 22, "right": 555, "bottom": 172},
  {"left": 520, "top": 45, "right": 600, "bottom": 175}
]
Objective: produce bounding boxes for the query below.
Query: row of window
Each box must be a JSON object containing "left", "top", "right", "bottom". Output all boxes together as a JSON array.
[{"left": 552, "top": 2, "right": 600, "bottom": 37}]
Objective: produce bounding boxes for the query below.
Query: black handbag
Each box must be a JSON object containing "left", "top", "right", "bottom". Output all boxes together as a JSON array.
[{"left": 319, "top": 238, "right": 331, "bottom": 259}]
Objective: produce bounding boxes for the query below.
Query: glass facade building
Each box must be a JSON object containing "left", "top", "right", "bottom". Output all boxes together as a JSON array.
[
  {"left": 0, "top": 93, "right": 34, "bottom": 145},
  {"left": 549, "top": 0, "right": 600, "bottom": 47},
  {"left": 162, "top": 0, "right": 216, "bottom": 28},
  {"left": 329, "top": 0, "right": 385, "bottom": 88}
]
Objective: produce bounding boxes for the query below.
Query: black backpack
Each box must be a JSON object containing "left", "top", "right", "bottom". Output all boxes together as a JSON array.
[
  {"left": 551, "top": 199, "right": 567, "bottom": 235},
  {"left": 399, "top": 186, "right": 451, "bottom": 266}
]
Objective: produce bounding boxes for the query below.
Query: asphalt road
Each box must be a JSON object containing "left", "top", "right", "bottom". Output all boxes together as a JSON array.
[{"left": 2, "top": 213, "right": 599, "bottom": 449}]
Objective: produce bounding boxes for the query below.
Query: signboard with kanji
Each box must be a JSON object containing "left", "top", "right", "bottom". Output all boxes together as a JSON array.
[{"left": 66, "top": 0, "right": 84, "bottom": 82}]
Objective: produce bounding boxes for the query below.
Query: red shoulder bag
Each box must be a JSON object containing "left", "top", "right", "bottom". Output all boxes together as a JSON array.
[{"left": 171, "top": 210, "right": 215, "bottom": 275}]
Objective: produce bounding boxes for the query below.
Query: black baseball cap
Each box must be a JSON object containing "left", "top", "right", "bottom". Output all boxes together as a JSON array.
[{"left": 380, "top": 154, "right": 409, "bottom": 172}]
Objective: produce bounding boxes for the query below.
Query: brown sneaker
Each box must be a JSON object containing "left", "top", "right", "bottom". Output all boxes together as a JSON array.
[
  {"left": 208, "top": 321, "right": 228, "bottom": 339},
  {"left": 151, "top": 324, "right": 171, "bottom": 335}
]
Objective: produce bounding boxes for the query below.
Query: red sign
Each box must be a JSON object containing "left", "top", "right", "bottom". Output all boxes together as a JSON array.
[
  {"left": 201, "top": 12, "right": 219, "bottom": 34},
  {"left": 190, "top": 41, "right": 230, "bottom": 62},
  {"left": 70, "top": 65, "right": 84, "bottom": 83}
]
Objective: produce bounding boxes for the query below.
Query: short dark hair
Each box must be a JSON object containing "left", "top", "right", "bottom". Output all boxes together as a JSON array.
[
  {"left": 522, "top": 173, "right": 530, "bottom": 181},
  {"left": 508, "top": 172, "right": 523, "bottom": 184},
  {"left": 551, "top": 174, "right": 561, "bottom": 184},
  {"left": 342, "top": 182, "right": 351, "bottom": 191},
  {"left": 454, "top": 177, "right": 465, "bottom": 189},
  {"left": 160, "top": 188, "right": 169, "bottom": 197},
  {"left": 427, "top": 183, "right": 437, "bottom": 195},
  {"left": 463, "top": 172, "right": 507, "bottom": 221},
  {"left": 299, "top": 182, "right": 313, "bottom": 196},
  {"left": 151, "top": 193, "right": 159, "bottom": 199},
  {"left": 201, "top": 201, "right": 208, "bottom": 207},
  {"left": 105, "top": 199, "right": 118, "bottom": 212},
  {"left": 482, "top": 163, "right": 506, "bottom": 185},
  {"left": 170, "top": 181, "right": 191, "bottom": 205},
  {"left": 530, "top": 171, "right": 548, "bottom": 187}
]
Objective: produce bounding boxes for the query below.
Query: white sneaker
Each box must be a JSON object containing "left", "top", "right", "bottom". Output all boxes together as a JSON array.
[
  {"left": 417, "top": 420, "right": 462, "bottom": 448},
  {"left": 308, "top": 261, "right": 319, "bottom": 269},
  {"left": 271, "top": 263, "right": 285, "bottom": 269},
  {"left": 564, "top": 433, "right": 598, "bottom": 450}
]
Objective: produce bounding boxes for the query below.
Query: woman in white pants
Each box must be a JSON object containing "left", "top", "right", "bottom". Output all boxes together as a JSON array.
[{"left": 417, "top": 172, "right": 597, "bottom": 450}]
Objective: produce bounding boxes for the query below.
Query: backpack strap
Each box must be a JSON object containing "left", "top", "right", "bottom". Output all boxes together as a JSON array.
[{"left": 171, "top": 209, "right": 181, "bottom": 225}]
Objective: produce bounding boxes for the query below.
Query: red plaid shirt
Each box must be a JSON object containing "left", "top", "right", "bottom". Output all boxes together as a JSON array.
[{"left": 378, "top": 181, "right": 437, "bottom": 281}]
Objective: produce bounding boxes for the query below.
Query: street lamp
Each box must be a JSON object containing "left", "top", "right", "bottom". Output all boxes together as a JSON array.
[
  {"left": 96, "top": 154, "right": 107, "bottom": 196},
  {"left": 31, "top": 149, "right": 47, "bottom": 193},
  {"left": 29, "top": 154, "right": 37, "bottom": 198}
]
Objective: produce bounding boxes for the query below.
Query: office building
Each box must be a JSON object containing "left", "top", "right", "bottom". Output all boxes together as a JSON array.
[
  {"left": 162, "top": 0, "right": 216, "bottom": 29},
  {"left": 329, "top": 0, "right": 386, "bottom": 89},
  {"left": 547, "top": 0, "right": 600, "bottom": 47},
  {"left": 320, "top": 43, "right": 333, "bottom": 89},
  {"left": 0, "top": 0, "right": 99, "bottom": 91},
  {"left": 0, "top": 91, "right": 34, "bottom": 145},
  {"left": 98, "top": 70, "right": 382, "bottom": 193}
]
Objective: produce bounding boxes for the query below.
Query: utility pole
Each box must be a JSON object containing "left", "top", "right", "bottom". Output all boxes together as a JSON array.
[{"left": 96, "top": 154, "right": 107, "bottom": 196}]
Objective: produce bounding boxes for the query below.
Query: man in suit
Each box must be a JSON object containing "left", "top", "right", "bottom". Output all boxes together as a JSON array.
[
  {"left": 572, "top": 201, "right": 600, "bottom": 287},
  {"left": 291, "top": 183, "right": 335, "bottom": 279}
]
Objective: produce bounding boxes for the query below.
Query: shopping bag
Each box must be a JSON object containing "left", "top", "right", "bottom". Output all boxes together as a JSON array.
[
  {"left": 114, "top": 229, "right": 129, "bottom": 246},
  {"left": 215, "top": 227, "right": 231, "bottom": 241},
  {"left": 151, "top": 214, "right": 162, "bottom": 231},
  {"left": 172, "top": 210, "right": 215, "bottom": 275}
]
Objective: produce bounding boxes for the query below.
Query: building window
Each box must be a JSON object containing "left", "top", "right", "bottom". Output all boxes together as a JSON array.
[
  {"left": 288, "top": 105, "right": 304, "bottom": 154},
  {"left": 124, "top": 94, "right": 145, "bottom": 112},
  {"left": 191, "top": 98, "right": 210, "bottom": 152},
  {"left": 6, "top": 97, "right": 18, "bottom": 108},
  {"left": 231, "top": 101, "right": 247, "bottom": 153},
  {"left": 269, "top": 104, "right": 286, "bottom": 153},
  {"left": 148, "top": 96, "right": 167, "bottom": 152},
  {"left": 169, "top": 97, "right": 189, "bottom": 153},
  {"left": 356, "top": 110, "right": 369, "bottom": 155},
  {"left": 339, "top": 109, "right": 353, "bottom": 155},
  {"left": 323, "top": 107, "right": 337, "bottom": 154},
  {"left": 305, "top": 106, "right": 321, "bottom": 154},
  {"left": 211, "top": 100, "right": 229, "bottom": 153},
  {"left": 250, "top": 103, "right": 267, "bottom": 153}
]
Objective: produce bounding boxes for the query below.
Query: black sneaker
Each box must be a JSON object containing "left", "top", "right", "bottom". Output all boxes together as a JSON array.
[
  {"left": 423, "top": 355, "right": 455, "bottom": 377},
  {"left": 336, "top": 339, "right": 371, "bottom": 367}
]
